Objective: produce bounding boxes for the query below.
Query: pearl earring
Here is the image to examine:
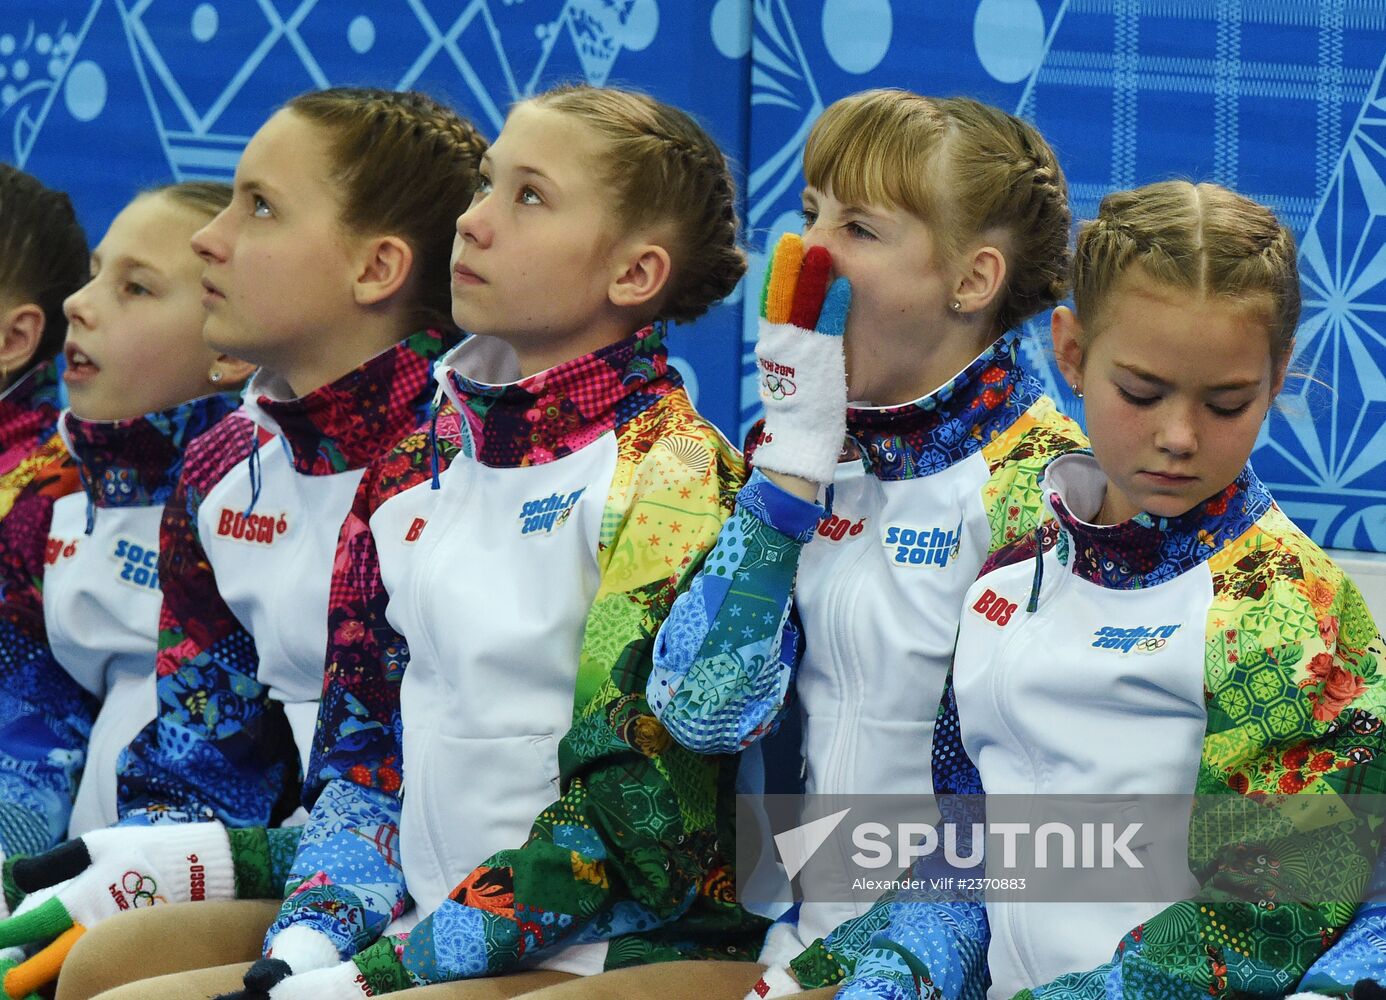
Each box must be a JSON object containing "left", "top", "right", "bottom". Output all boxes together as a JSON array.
[{"left": 950, "top": 300, "right": 962, "bottom": 312}]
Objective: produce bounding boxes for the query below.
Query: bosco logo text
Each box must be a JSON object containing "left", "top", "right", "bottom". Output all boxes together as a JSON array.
[
  {"left": 817, "top": 514, "right": 865, "bottom": 542},
  {"left": 188, "top": 853, "right": 206, "bottom": 901},
  {"left": 217, "top": 509, "right": 287, "bottom": 545},
  {"left": 972, "top": 588, "right": 1017, "bottom": 627},
  {"left": 45, "top": 538, "right": 78, "bottom": 566}
]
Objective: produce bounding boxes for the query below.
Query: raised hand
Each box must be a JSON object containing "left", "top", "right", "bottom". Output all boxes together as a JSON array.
[
  {"left": 215, "top": 934, "right": 410, "bottom": 999},
  {"left": 752, "top": 232, "right": 852, "bottom": 487}
]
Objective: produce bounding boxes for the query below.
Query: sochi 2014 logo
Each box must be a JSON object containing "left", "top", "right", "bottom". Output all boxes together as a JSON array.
[
  {"left": 759, "top": 359, "right": 797, "bottom": 401},
  {"left": 518, "top": 489, "right": 585, "bottom": 536},
  {"left": 1091, "top": 624, "right": 1181, "bottom": 654},
  {"left": 112, "top": 538, "right": 159, "bottom": 591},
  {"left": 884, "top": 521, "right": 962, "bottom": 568}
]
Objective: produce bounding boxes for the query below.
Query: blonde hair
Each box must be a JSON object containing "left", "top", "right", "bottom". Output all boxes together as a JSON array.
[
  {"left": 145, "top": 181, "right": 233, "bottom": 221},
  {"left": 527, "top": 85, "right": 745, "bottom": 325},
  {"left": 1072, "top": 181, "right": 1300, "bottom": 368},
  {"left": 802, "top": 89, "right": 1071, "bottom": 333},
  {"left": 286, "top": 88, "right": 488, "bottom": 332}
]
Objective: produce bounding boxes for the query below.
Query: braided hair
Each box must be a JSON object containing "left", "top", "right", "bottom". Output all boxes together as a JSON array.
[
  {"left": 0, "top": 164, "right": 88, "bottom": 378},
  {"left": 934, "top": 97, "right": 1071, "bottom": 332},
  {"left": 1072, "top": 181, "right": 1300, "bottom": 368},
  {"left": 286, "top": 88, "right": 488, "bottom": 332},
  {"left": 529, "top": 85, "right": 746, "bottom": 325},
  {"left": 803, "top": 90, "right": 1071, "bottom": 335}
]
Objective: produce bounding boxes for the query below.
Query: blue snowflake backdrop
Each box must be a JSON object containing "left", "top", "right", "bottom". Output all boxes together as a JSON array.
[{"left": 5, "top": 1, "right": 1384, "bottom": 550}]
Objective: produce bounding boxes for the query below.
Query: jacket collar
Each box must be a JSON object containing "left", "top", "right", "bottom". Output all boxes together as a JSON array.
[
  {"left": 844, "top": 331, "right": 1043, "bottom": 480},
  {"left": 0, "top": 361, "right": 63, "bottom": 474},
  {"left": 437, "top": 325, "right": 678, "bottom": 468},
  {"left": 243, "top": 329, "right": 458, "bottom": 475},
  {"left": 62, "top": 393, "right": 242, "bottom": 508},
  {"left": 1040, "top": 451, "right": 1272, "bottom": 589}
]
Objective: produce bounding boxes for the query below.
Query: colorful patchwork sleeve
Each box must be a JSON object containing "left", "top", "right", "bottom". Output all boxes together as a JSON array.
[
  {"left": 343, "top": 404, "right": 766, "bottom": 992},
  {"left": 787, "top": 675, "right": 991, "bottom": 1000},
  {"left": 263, "top": 454, "right": 415, "bottom": 960},
  {"left": 786, "top": 417, "right": 1080, "bottom": 1000},
  {"left": 0, "top": 624, "right": 98, "bottom": 858},
  {"left": 979, "top": 396, "right": 1088, "bottom": 552},
  {"left": 0, "top": 441, "right": 93, "bottom": 856},
  {"left": 647, "top": 466, "right": 820, "bottom": 754},
  {"left": 823, "top": 901, "right": 989, "bottom": 1000},
  {"left": 1296, "top": 852, "right": 1386, "bottom": 995},
  {"left": 1020, "top": 519, "right": 1386, "bottom": 1000},
  {"left": 117, "top": 426, "right": 301, "bottom": 828}
]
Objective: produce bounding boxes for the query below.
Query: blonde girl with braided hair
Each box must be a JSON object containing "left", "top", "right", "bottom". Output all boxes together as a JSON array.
[
  {"left": 814, "top": 180, "right": 1386, "bottom": 1000},
  {"left": 638, "top": 89, "right": 1087, "bottom": 999},
  {"left": 0, "top": 87, "right": 486, "bottom": 999},
  {"left": 98, "top": 83, "right": 770, "bottom": 1000}
]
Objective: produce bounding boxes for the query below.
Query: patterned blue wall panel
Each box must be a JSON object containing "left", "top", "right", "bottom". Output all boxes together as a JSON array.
[
  {"left": 0, "top": 0, "right": 751, "bottom": 435},
  {"left": 741, "top": 0, "right": 1386, "bottom": 552},
  {"left": 6, "top": 2, "right": 1386, "bottom": 550}
]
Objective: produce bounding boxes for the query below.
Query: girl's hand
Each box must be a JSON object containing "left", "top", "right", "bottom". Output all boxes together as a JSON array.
[
  {"left": 214, "top": 956, "right": 371, "bottom": 1000},
  {"left": 0, "top": 948, "right": 39, "bottom": 1000},
  {"left": 0, "top": 822, "right": 236, "bottom": 997},
  {"left": 217, "top": 935, "right": 409, "bottom": 999},
  {"left": 752, "top": 232, "right": 852, "bottom": 490}
]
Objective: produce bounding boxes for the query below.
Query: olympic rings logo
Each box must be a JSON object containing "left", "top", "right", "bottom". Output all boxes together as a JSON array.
[
  {"left": 122, "top": 870, "right": 166, "bottom": 907},
  {"left": 762, "top": 373, "right": 797, "bottom": 400},
  {"left": 1132, "top": 637, "right": 1167, "bottom": 654}
]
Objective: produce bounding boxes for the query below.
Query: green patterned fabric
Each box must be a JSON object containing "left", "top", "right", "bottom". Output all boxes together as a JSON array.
[{"left": 229, "top": 825, "right": 303, "bottom": 900}]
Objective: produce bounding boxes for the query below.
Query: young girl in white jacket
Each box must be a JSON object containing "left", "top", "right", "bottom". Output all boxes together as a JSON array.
[
  {"left": 198, "top": 85, "right": 763, "bottom": 1000},
  {"left": 48, "top": 182, "right": 250, "bottom": 843},
  {"left": 816, "top": 181, "right": 1386, "bottom": 1000},
  {"left": 644, "top": 90, "right": 1087, "bottom": 997},
  {"left": 0, "top": 91, "right": 484, "bottom": 1000}
]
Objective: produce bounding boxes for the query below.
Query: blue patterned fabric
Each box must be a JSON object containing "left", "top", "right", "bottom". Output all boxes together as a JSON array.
[
  {"left": 1042, "top": 454, "right": 1274, "bottom": 590},
  {"left": 64, "top": 393, "right": 242, "bottom": 509},
  {"left": 833, "top": 900, "right": 989, "bottom": 1000},
  {"left": 1298, "top": 855, "right": 1386, "bottom": 995},
  {"left": 265, "top": 780, "right": 404, "bottom": 958},
  {"left": 649, "top": 467, "right": 817, "bottom": 753},
  {"left": 844, "top": 333, "right": 1042, "bottom": 482},
  {"left": 0, "top": 622, "right": 96, "bottom": 854}
]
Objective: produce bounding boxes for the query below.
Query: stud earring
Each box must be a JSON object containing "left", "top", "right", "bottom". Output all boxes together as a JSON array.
[
  {"left": 1070, "top": 382, "right": 1084, "bottom": 399},
  {"left": 209, "top": 370, "right": 223, "bottom": 384},
  {"left": 950, "top": 300, "right": 962, "bottom": 312}
]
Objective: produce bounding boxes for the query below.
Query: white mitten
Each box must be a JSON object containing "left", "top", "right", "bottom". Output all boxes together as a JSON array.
[{"left": 752, "top": 233, "right": 851, "bottom": 485}]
